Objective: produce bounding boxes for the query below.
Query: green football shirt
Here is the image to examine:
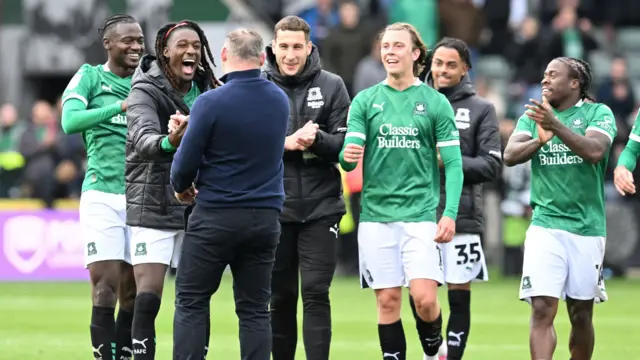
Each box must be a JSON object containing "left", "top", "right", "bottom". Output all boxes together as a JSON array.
[
  {"left": 339, "top": 79, "right": 460, "bottom": 223},
  {"left": 62, "top": 64, "right": 131, "bottom": 194},
  {"left": 617, "top": 109, "right": 640, "bottom": 171},
  {"left": 513, "top": 100, "right": 616, "bottom": 236}
]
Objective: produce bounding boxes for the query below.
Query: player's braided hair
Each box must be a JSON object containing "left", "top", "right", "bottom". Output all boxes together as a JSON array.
[
  {"left": 98, "top": 14, "right": 137, "bottom": 38},
  {"left": 555, "top": 57, "right": 595, "bottom": 102},
  {"left": 155, "top": 21, "right": 221, "bottom": 91}
]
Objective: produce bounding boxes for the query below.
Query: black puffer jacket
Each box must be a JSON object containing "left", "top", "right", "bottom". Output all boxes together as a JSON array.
[
  {"left": 427, "top": 74, "right": 502, "bottom": 234},
  {"left": 125, "top": 55, "right": 212, "bottom": 229},
  {"left": 263, "top": 45, "right": 350, "bottom": 223}
]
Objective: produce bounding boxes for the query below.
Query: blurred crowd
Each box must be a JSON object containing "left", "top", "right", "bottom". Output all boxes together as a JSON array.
[{"left": 2, "top": 0, "right": 640, "bottom": 272}]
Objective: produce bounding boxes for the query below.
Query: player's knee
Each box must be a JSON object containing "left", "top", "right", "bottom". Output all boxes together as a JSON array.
[
  {"left": 119, "top": 285, "right": 136, "bottom": 311},
  {"left": 300, "top": 276, "right": 330, "bottom": 304},
  {"left": 530, "top": 298, "right": 556, "bottom": 325},
  {"left": 568, "top": 301, "right": 593, "bottom": 327},
  {"left": 376, "top": 288, "right": 402, "bottom": 315},
  {"left": 93, "top": 280, "right": 118, "bottom": 307},
  {"left": 569, "top": 309, "right": 592, "bottom": 328},
  {"left": 412, "top": 292, "right": 438, "bottom": 315}
]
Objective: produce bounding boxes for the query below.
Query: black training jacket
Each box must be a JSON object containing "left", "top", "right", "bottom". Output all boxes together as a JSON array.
[
  {"left": 263, "top": 45, "right": 350, "bottom": 223},
  {"left": 427, "top": 74, "right": 502, "bottom": 235},
  {"left": 125, "top": 54, "right": 213, "bottom": 230}
]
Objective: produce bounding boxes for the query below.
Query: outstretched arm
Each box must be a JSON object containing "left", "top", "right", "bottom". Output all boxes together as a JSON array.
[{"left": 60, "top": 64, "right": 123, "bottom": 134}]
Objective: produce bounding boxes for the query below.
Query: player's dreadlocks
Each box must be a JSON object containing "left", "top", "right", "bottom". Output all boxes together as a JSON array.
[
  {"left": 428, "top": 37, "right": 473, "bottom": 70},
  {"left": 155, "top": 21, "right": 221, "bottom": 91},
  {"left": 555, "top": 56, "right": 595, "bottom": 102},
  {"left": 98, "top": 14, "right": 137, "bottom": 38}
]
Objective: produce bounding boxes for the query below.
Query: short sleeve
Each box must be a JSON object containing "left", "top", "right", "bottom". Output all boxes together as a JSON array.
[
  {"left": 586, "top": 104, "right": 617, "bottom": 143},
  {"left": 344, "top": 93, "right": 367, "bottom": 146},
  {"left": 628, "top": 109, "right": 640, "bottom": 144},
  {"left": 435, "top": 97, "right": 460, "bottom": 148},
  {"left": 513, "top": 113, "right": 534, "bottom": 137},
  {"left": 61, "top": 64, "right": 95, "bottom": 107}
]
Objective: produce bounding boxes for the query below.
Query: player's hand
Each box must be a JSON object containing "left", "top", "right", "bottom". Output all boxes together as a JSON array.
[
  {"left": 535, "top": 122, "right": 554, "bottom": 144},
  {"left": 285, "top": 135, "right": 305, "bottom": 151},
  {"left": 296, "top": 121, "right": 319, "bottom": 149},
  {"left": 342, "top": 143, "right": 364, "bottom": 163},
  {"left": 169, "top": 111, "right": 188, "bottom": 134},
  {"left": 434, "top": 216, "right": 456, "bottom": 243},
  {"left": 168, "top": 117, "right": 188, "bottom": 147},
  {"left": 614, "top": 165, "right": 636, "bottom": 195},
  {"left": 175, "top": 185, "right": 197, "bottom": 204},
  {"left": 526, "top": 96, "right": 558, "bottom": 131},
  {"left": 121, "top": 100, "right": 127, "bottom": 112}
]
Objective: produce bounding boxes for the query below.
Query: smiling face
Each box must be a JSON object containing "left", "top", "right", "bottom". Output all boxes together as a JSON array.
[
  {"left": 163, "top": 27, "right": 202, "bottom": 82},
  {"left": 541, "top": 59, "right": 579, "bottom": 107},
  {"left": 272, "top": 30, "right": 311, "bottom": 77},
  {"left": 105, "top": 22, "right": 144, "bottom": 70},
  {"left": 430, "top": 46, "right": 468, "bottom": 89},
  {"left": 380, "top": 29, "right": 420, "bottom": 77}
]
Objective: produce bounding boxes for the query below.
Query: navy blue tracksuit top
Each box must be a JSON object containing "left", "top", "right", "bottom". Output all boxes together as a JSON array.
[{"left": 170, "top": 69, "right": 290, "bottom": 211}]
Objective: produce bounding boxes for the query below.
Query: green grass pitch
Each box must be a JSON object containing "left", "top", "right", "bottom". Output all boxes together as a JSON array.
[{"left": 2, "top": 274, "right": 639, "bottom": 359}]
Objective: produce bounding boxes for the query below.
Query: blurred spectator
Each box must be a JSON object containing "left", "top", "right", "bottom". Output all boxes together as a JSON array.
[
  {"left": 0, "top": 104, "right": 27, "bottom": 198},
  {"left": 537, "top": 0, "right": 596, "bottom": 26},
  {"left": 475, "top": 76, "right": 506, "bottom": 120},
  {"left": 19, "top": 101, "right": 78, "bottom": 207},
  {"left": 481, "top": 0, "right": 527, "bottom": 55},
  {"left": 511, "top": 17, "right": 547, "bottom": 108},
  {"left": 596, "top": 55, "right": 637, "bottom": 122},
  {"left": 298, "top": 0, "right": 339, "bottom": 53},
  {"left": 596, "top": 56, "right": 636, "bottom": 181},
  {"left": 546, "top": 5, "right": 598, "bottom": 61},
  {"left": 352, "top": 36, "right": 386, "bottom": 94},
  {"left": 439, "top": 0, "right": 485, "bottom": 71},
  {"left": 322, "top": 1, "right": 371, "bottom": 98},
  {"left": 387, "top": 0, "right": 439, "bottom": 48}
]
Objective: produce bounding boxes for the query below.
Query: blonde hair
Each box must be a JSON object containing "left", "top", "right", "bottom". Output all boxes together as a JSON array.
[{"left": 380, "top": 22, "right": 428, "bottom": 77}]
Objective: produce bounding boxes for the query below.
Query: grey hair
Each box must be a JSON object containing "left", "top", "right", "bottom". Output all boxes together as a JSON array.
[{"left": 224, "top": 28, "right": 263, "bottom": 60}]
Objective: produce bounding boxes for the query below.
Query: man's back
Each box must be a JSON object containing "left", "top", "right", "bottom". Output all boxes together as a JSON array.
[{"left": 176, "top": 69, "right": 289, "bottom": 209}]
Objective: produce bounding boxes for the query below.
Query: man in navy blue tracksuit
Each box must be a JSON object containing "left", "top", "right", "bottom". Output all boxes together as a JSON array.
[{"left": 170, "top": 28, "right": 289, "bottom": 360}]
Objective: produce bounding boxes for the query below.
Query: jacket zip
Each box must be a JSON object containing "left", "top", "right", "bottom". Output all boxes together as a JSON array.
[{"left": 288, "top": 88, "right": 305, "bottom": 223}]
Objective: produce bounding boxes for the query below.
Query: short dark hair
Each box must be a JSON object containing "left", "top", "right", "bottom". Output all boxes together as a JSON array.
[
  {"left": 429, "top": 37, "right": 472, "bottom": 69},
  {"left": 555, "top": 57, "right": 595, "bottom": 101},
  {"left": 154, "top": 20, "right": 221, "bottom": 91},
  {"left": 274, "top": 16, "right": 311, "bottom": 41},
  {"left": 98, "top": 14, "right": 137, "bottom": 38}
]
